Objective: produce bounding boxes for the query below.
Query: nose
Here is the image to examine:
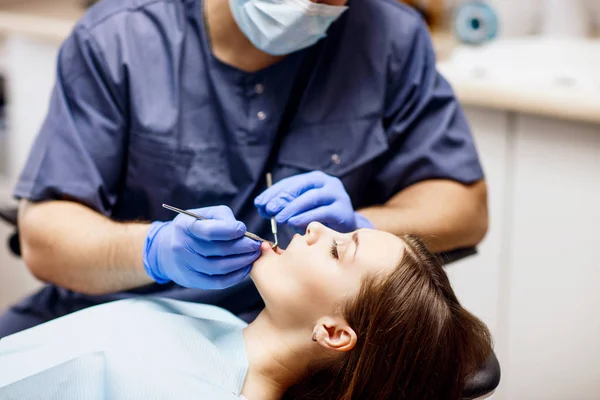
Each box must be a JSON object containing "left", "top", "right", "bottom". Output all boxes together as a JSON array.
[{"left": 305, "top": 222, "right": 327, "bottom": 246}]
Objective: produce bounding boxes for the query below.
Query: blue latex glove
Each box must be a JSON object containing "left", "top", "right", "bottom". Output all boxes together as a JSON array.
[
  {"left": 254, "top": 171, "right": 374, "bottom": 233},
  {"left": 143, "top": 206, "right": 261, "bottom": 290}
]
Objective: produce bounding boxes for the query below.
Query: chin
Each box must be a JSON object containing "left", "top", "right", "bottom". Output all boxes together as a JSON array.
[{"left": 250, "top": 242, "right": 283, "bottom": 280}]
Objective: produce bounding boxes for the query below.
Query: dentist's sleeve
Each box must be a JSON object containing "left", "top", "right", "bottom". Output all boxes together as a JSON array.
[{"left": 372, "top": 22, "right": 484, "bottom": 203}]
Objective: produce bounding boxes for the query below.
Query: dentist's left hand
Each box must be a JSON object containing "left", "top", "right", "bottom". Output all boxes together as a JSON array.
[
  {"left": 143, "top": 206, "right": 261, "bottom": 290},
  {"left": 254, "top": 171, "right": 374, "bottom": 233}
]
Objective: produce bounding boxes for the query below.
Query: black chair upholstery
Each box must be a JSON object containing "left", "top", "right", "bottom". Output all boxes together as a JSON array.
[
  {"left": 439, "top": 247, "right": 501, "bottom": 399},
  {"left": 0, "top": 206, "right": 17, "bottom": 225},
  {"left": 0, "top": 206, "right": 20, "bottom": 257},
  {"left": 463, "top": 351, "right": 501, "bottom": 399},
  {"left": 0, "top": 205, "right": 500, "bottom": 398},
  {"left": 440, "top": 247, "right": 479, "bottom": 265}
]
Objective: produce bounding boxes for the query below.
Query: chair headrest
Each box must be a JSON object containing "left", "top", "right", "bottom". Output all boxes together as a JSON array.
[
  {"left": 463, "top": 351, "right": 501, "bottom": 399},
  {"left": 0, "top": 206, "right": 18, "bottom": 226}
]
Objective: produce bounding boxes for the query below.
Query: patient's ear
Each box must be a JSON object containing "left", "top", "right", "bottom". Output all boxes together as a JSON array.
[{"left": 312, "top": 317, "right": 357, "bottom": 353}]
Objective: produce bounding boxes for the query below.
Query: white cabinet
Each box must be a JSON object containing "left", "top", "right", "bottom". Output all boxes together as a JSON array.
[
  {"left": 0, "top": 35, "right": 58, "bottom": 310},
  {"left": 446, "top": 108, "right": 509, "bottom": 345},
  {"left": 506, "top": 115, "right": 600, "bottom": 399},
  {"left": 449, "top": 108, "right": 600, "bottom": 400},
  {"left": 445, "top": 107, "right": 511, "bottom": 400}
]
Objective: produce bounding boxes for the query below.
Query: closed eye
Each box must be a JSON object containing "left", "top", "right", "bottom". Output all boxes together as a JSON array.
[{"left": 330, "top": 240, "right": 339, "bottom": 259}]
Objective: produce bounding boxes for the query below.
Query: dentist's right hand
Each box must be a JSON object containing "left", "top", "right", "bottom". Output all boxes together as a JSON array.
[{"left": 143, "top": 206, "right": 261, "bottom": 290}]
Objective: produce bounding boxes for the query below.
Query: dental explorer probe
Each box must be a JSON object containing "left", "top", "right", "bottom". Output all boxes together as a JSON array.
[
  {"left": 162, "top": 204, "right": 276, "bottom": 248},
  {"left": 265, "top": 173, "right": 279, "bottom": 250}
]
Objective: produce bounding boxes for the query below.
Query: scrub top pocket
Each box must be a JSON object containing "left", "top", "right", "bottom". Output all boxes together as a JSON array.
[
  {"left": 122, "top": 132, "right": 244, "bottom": 221},
  {"left": 121, "top": 133, "right": 194, "bottom": 220},
  {"left": 276, "top": 118, "right": 389, "bottom": 208}
]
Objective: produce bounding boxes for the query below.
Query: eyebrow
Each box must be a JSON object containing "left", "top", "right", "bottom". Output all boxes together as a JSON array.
[{"left": 352, "top": 232, "right": 360, "bottom": 261}]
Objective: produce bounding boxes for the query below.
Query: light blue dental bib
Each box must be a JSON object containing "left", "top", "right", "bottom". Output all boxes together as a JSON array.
[{"left": 0, "top": 298, "right": 249, "bottom": 399}]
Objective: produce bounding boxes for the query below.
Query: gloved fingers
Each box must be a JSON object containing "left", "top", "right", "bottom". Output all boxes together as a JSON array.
[
  {"left": 191, "top": 205, "right": 238, "bottom": 223},
  {"left": 354, "top": 212, "right": 375, "bottom": 230},
  {"left": 286, "top": 206, "right": 337, "bottom": 231},
  {"left": 184, "top": 235, "right": 261, "bottom": 257},
  {"left": 264, "top": 191, "right": 299, "bottom": 217},
  {"left": 273, "top": 189, "right": 336, "bottom": 223},
  {"left": 182, "top": 264, "right": 252, "bottom": 290},
  {"left": 254, "top": 171, "right": 328, "bottom": 211},
  {"left": 255, "top": 183, "right": 302, "bottom": 217},
  {"left": 179, "top": 248, "right": 261, "bottom": 276},
  {"left": 180, "top": 217, "right": 247, "bottom": 241}
]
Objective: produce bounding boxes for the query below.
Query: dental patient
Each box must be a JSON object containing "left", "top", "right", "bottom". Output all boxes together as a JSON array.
[{"left": 0, "top": 222, "right": 492, "bottom": 400}]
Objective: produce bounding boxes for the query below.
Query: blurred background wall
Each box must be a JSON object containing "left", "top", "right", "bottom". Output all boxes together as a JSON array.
[{"left": 0, "top": 0, "right": 599, "bottom": 399}]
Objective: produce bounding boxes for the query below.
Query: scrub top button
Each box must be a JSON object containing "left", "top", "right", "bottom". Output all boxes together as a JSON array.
[
  {"left": 257, "top": 111, "right": 267, "bottom": 120},
  {"left": 255, "top": 83, "right": 264, "bottom": 94},
  {"left": 331, "top": 153, "right": 341, "bottom": 165}
]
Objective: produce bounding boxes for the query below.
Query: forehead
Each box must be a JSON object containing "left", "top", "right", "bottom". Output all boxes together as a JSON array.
[{"left": 354, "top": 230, "right": 405, "bottom": 277}]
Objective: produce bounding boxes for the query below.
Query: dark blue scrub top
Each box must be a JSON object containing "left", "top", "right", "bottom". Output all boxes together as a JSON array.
[{"left": 14, "top": 0, "right": 484, "bottom": 320}]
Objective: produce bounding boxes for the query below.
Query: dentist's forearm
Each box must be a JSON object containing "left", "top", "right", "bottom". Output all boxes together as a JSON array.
[
  {"left": 358, "top": 180, "right": 488, "bottom": 253},
  {"left": 18, "top": 199, "right": 155, "bottom": 295}
]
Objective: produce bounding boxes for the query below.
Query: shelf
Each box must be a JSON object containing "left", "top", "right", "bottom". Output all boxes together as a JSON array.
[
  {"left": 439, "top": 38, "right": 600, "bottom": 124},
  {"left": 0, "top": 0, "right": 84, "bottom": 42}
]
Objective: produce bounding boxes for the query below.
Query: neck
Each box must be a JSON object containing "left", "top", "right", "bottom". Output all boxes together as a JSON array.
[
  {"left": 203, "top": 0, "right": 284, "bottom": 72},
  {"left": 241, "top": 311, "right": 316, "bottom": 400}
]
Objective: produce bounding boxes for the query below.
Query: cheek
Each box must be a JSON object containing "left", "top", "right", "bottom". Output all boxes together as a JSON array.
[
  {"left": 296, "top": 261, "right": 353, "bottom": 307},
  {"left": 279, "top": 243, "right": 351, "bottom": 306}
]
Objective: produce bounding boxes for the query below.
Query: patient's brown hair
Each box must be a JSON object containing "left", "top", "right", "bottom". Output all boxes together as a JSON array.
[{"left": 283, "top": 234, "right": 493, "bottom": 400}]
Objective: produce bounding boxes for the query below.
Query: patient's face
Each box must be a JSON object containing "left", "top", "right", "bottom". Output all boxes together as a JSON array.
[{"left": 251, "top": 222, "right": 405, "bottom": 328}]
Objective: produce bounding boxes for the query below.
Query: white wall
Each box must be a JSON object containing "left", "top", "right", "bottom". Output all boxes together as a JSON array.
[
  {"left": 0, "top": 181, "right": 40, "bottom": 312},
  {"left": 0, "top": 35, "right": 56, "bottom": 310},
  {"left": 5, "top": 35, "right": 59, "bottom": 189}
]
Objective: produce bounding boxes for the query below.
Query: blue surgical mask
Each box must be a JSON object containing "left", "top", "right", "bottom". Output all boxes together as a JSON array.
[{"left": 229, "top": 0, "right": 348, "bottom": 56}]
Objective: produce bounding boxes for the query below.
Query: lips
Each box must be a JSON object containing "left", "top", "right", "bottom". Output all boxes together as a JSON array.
[{"left": 261, "top": 242, "right": 283, "bottom": 255}]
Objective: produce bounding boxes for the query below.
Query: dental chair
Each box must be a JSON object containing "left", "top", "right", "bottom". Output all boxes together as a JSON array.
[
  {"left": 0, "top": 204, "right": 500, "bottom": 399},
  {"left": 0, "top": 206, "right": 19, "bottom": 257}
]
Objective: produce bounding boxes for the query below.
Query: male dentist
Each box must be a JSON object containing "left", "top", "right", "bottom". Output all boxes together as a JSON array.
[{"left": 0, "top": 0, "right": 488, "bottom": 337}]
